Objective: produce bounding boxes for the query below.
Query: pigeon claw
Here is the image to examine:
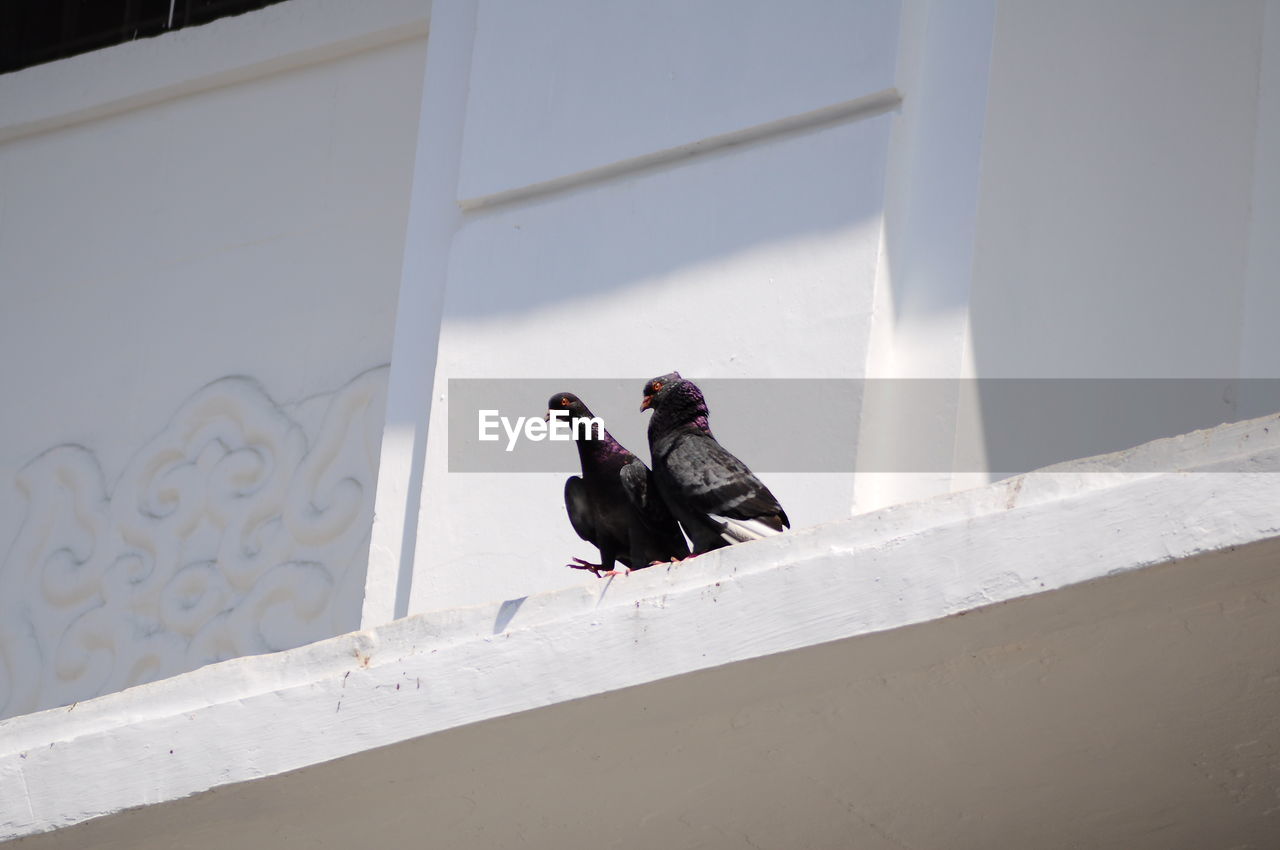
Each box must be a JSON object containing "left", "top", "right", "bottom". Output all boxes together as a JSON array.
[
  {"left": 566, "top": 557, "right": 603, "bottom": 577},
  {"left": 601, "top": 567, "right": 632, "bottom": 578}
]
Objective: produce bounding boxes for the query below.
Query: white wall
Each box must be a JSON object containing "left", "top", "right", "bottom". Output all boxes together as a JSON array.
[
  {"left": 373, "top": 0, "right": 1280, "bottom": 614},
  {"left": 970, "top": 0, "right": 1265, "bottom": 380},
  {"left": 960, "top": 0, "right": 1274, "bottom": 477},
  {"left": 0, "top": 1, "right": 426, "bottom": 717},
  {"left": 7, "top": 0, "right": 1280, "bottom": 717},
  {"left": 1240, "top": 0, "right": 1280, "bottom": 405},
  {"left": 386, "top": 0, "right": 902, "bottom": 611},
  {"left": 863, "top": 0, "right": 1280, "bottom": 505}
]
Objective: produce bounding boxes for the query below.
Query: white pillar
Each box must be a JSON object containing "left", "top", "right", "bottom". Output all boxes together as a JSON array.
[
  {"left": 362, "top": 0, "right": 479, "bottom": 627},
  {"left": 1239, "top": 0, "right": 1280, "bottom": 413},
  {"left": 855, "top": 0, "right": 998, "bottom": 512}
]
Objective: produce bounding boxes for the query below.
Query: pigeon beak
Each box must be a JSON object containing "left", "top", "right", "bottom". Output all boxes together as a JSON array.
[
  {"left": 640, "top": 395, "right": 652, "bottom": 412},
  {"left": 543, "top": 410, "right": 551, "bottom": 422}
]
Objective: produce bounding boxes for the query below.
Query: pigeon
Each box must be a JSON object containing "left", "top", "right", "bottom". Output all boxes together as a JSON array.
[
  {"left": 549, "top": 392, "right": 690, "bottom": 576},
  {"left": 641, "top": 373, "right": 789, "bottom": 554}
]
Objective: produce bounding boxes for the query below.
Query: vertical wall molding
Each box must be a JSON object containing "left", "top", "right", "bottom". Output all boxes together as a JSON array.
[
  {"left": 855, "top": 0, "right": 999, "bottom": 512},
  {"left": 363, "top": 0, "right": 479, "bottom": 627}
]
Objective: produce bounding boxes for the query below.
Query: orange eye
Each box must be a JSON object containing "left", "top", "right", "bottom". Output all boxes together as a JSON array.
[
  {"left": 560, "top": 397, "right": 569, "bottom": 406},
  {"left": 652, "top": 382, "right": 663, "bottom": 392}
]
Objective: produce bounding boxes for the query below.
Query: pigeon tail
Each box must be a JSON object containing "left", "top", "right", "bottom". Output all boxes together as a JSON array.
[{"left": 709, "top": 514, "right": 788, "bottom": 545}]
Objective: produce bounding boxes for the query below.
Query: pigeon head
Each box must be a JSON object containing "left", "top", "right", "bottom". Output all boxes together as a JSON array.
[
  {"left": 640, "top": 372, "right": 684, "bottom": 412},
  {"left": 547, "top": 392, "right": 594, "bottom": 422},
  {"left": 548, "top": 393, "right": 620, "bottom": 458},
  {"left": 641, "top": 372, "right": 710, "bottom": 431}
]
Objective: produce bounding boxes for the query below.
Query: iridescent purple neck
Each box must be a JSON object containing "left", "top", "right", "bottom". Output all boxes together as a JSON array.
[
  {"left": 649, "top": 381, "right": 712, "bottom": 435},
  {"left": 575, "top": 425, "right": 628, "bottom": 464}
]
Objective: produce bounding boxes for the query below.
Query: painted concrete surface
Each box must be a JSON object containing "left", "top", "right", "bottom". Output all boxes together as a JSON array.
[
  {"left": 0, "top": 368, "right": 388, "bottom": 719},
  {"left": 0, "top": 1, "right": 427, "bottom": 716},
  {"left": 411, "top": 112, "right": 891, "bottom": 610},
  {"left": 11, "top": 538, "right": 1279, "bottom": 849},
  {"left": 374, "top": 0, "right": 1280, "bottom": 622},
  {"left": 1241, "top": 0, "right": 1280, "bottom": 397},
  {"left": 0, "top": 0, "right": 429, "bottom": 143},
  {"left": 6, "top": 0, "right": 1280, "bottom": 798},
  {"left": 4, "top": 412, "right": 1279, "bottom": 844},
  {"left": 969, "top": 0, "right": 1265, "bottom": 379},
  {"left": 458, "top": 0, "right": 899, "bottom": 200},
  {"left": 393, "top": 0, "right": 899, "bottom": 613},
  {"left": 862, "top": 0, "right": 1280, "bottom": 509}
]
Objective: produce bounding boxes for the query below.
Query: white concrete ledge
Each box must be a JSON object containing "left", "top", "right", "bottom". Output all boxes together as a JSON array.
[
  {"left": 0, "top": 0, "right": 430, "bottom": 144},
  {"left": 3, "top": 411, "right": 1279, "bottom": 841}
]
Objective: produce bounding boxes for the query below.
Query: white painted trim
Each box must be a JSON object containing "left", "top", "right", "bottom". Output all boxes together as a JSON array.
[
  {"left": 0, "top": 0, "right": 430, "bottom": 144},
  {"left": 4, "top": 411, "right": 1279, "bottom": 841},
  {"left": 361, "top": 0, "right": 477, "bottom": 627}
]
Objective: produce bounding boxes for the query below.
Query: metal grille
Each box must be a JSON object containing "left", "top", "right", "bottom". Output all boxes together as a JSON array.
[{"left": 0, "top": 0, "right": 291, "bottom": 74}]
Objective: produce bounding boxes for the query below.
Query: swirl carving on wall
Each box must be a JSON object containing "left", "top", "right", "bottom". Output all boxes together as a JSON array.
[{"left": 0, "top": 366, "right": 388, "bottom": 719}]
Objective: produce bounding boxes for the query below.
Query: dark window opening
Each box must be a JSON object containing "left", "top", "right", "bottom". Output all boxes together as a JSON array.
[{"left": 0, "top": 0, "right": 292, "bottom": 75}]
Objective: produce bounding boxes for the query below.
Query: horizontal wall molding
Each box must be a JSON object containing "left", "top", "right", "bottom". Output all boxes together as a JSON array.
[
  {"left": 458, "top": 87, "right": 903, "bottom": 213},
  {"left": 0, "top": 0, "right": 429, "bottom": 144}
]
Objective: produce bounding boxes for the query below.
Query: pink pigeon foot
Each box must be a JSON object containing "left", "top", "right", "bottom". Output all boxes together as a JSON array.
[{"left": 566, "top": 557, "right": 603, "bottom": 577}]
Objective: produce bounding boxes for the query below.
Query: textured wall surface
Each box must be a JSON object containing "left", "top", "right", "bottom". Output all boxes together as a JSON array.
[
  {"left": 0, "top": 369, "right": 387, "bottom": 718},
  {"left": 0, "top": 3, "right": 425, "bottom": 716}
]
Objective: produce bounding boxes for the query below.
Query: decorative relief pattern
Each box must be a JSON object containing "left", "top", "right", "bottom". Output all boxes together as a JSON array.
[{"left": 0, "top": 367, "right": 388, "bottom": 719}]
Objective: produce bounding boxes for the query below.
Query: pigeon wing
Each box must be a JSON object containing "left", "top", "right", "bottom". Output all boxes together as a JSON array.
[
  {"left": 563, "top": 476, "right": 596, "bottom": 543},
  {"left": 668, "top": 433, "right": 788, "bottom": 527},
  {"left": 620, "top": 455, "right": 691, "bottom": 562},
  {"left": 619, "top": 457, "right": 673, "bottom": 524}
]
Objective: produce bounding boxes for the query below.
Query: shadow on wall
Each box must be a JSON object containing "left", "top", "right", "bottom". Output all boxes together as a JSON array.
[
  {"left": 406, "top": 109, "right": 895, "bottom": 607},
  {"left": 866, "top": 2, "right": 1278, "bottom": 478},
  {"left": 960, "top": 3, "right": 1276, "bottom": 470},
  {"left": 440, "top": 114, "right": 890, "bottom": 322}
]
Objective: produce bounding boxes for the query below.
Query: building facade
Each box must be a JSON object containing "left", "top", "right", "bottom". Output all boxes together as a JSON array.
[{"left": 2, "top": 1, "right": 1279, "bottom": 845}]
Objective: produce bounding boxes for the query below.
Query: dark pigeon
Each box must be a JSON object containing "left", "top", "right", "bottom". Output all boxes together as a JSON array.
[
  {"left": 549, "top": 393, "right": 690, "bottom": 576},
  {"left": 641, "top": 373, "right": 789, "bottom": 554}
]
